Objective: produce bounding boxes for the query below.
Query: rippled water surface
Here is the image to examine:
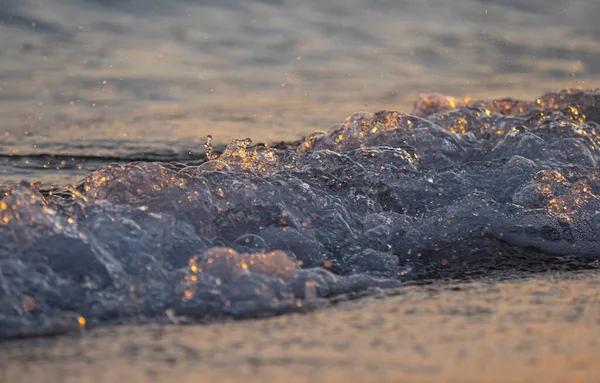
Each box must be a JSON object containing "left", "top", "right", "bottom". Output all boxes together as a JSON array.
[
  {"left": 2, "top": 0, "right": 600, "bottom": 339},
  {"left": 2, "top": 0, "right": 600, "bottom": 185}
]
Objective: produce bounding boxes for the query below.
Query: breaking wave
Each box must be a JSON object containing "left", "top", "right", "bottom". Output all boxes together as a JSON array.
[{"left": 2, "top": 89, "right": 600, "bottom": 339}]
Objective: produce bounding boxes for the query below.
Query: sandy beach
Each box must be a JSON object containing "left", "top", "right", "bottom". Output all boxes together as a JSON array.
[{"left": 2, "top": 270, "right": 600, "bottom": 383}]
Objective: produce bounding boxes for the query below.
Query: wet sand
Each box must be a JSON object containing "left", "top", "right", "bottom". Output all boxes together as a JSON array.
[{"left": 3, "top": 270, "right": 600, "bottom": 383}]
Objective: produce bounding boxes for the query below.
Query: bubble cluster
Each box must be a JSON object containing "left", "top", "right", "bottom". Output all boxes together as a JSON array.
[{"left": 2, "top": 89, "right": 600, "bottom": 339}]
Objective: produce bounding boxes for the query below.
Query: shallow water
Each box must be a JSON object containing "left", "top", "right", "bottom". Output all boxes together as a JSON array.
[
  {"left": 2, "top": 1, "right": 600, "bottom": 339},
  {"left": 2, "top": 0, "right": 600, "bottom": 185}
]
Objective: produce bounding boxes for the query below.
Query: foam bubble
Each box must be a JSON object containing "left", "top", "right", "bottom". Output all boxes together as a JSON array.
[{"left": 2, "top": 89, "right": 600, "bottom": 338}]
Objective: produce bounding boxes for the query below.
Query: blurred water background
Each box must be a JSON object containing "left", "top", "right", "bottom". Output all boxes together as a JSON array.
[{"left": 1, "top": 0, "right": 600, "bottom": 186}]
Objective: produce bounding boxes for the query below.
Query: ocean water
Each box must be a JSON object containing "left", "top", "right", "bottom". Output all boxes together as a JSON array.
[
  {"left": 2, "top": 0, "right": 600, "bottom": 338},
  {"left": 2, "top": 0, "right": 600, "bottom": 185}
]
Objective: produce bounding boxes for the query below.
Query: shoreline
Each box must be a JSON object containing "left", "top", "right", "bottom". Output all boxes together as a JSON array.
[{"left": 3, "top": 270, "right": 600, "bottom": 383}]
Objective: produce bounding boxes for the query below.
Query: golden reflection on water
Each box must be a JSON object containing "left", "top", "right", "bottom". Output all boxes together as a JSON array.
[
  {"left": 182, "top": 247, "right": 296, "bottom": 303},
  {"left": 0, "top": 1, "right": 598, "bottom": 189},
  {"left": 0, "top": 0, "right": 599, "bottom": 160}
]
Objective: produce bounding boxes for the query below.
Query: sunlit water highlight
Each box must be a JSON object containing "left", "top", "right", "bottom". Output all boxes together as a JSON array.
[{"left": 2, "top": 89, "right": 600, "bottom": 339}]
